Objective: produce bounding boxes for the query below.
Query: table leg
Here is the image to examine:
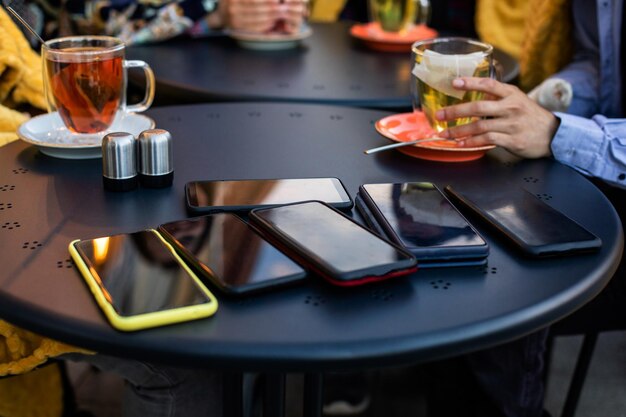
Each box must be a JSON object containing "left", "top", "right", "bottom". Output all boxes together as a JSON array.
[
  {"left": 223, "top": 372, "right": 244, "bottom": 417},
  {"left": 263, "top": 373, "right": 286, "bottom": 417},
  {"left": 303, "top": 373, "right": 323, "bottom": 417}
]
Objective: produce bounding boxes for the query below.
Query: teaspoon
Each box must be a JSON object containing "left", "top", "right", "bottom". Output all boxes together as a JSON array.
[
  {"left": 4, "top": 5, "right": 45, "bottom": 45},
  {"left": 363, "top": 137, "right": 455, "bottom": 155}
]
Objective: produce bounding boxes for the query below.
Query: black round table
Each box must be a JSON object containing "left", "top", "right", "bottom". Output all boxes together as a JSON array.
[
  {"left": 127, "top": 22, "right": 519, "bottom": 109},
  {"left": 0, "top": 102, "right": 621, "bottom": 377}
]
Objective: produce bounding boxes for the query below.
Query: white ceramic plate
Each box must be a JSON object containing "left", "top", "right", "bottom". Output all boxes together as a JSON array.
[
  {"left": 17, "top": 111, "right": 155, "bottom": 159},
  {"left": 228, "top": 26, "right": 312, "bottom": 50}
]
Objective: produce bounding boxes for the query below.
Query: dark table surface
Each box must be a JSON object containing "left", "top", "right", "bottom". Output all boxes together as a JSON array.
[
  {"left": 127, "top": 22, "right": 519, "bottom": 109},
  {"left": 0, "top": 103, "right": 620, "bottom": 372}
]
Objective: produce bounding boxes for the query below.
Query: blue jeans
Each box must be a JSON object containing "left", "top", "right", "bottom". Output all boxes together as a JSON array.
[{"left": 62, "top": 353, "right": 223, "bottom": 417}]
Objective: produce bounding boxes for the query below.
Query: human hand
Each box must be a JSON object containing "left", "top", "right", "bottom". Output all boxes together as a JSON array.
[
  {"left": 226, "top": 0, "right": 308, "bottom": 34},
  {"left": 435, "top": 77, "right": 560, "bottom": 159}
]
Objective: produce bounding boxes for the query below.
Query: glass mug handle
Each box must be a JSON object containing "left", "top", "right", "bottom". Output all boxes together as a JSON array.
[
  {"left": 416, "top": 0, "right": 431, "bottom": 25},
  {"left": 124, "top": 60, "right": 155, "bottom": 113}
]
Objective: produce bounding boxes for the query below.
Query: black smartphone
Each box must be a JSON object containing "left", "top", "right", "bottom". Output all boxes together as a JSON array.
[
  {"left": 444, "top": 185, "right": 602, "bottom": 257},
  {"left": 185, "top": 177, "right": 353, "bottom": 213},
  {"left": 249, "top": 201, "right": 418, "bottom": 286},
  {"left": 69, "top": 230, "right": 218, "bottom": 331},
  {"left": 158, "top": 213, "right": 306, "bottom": 295},
  {"left": 358, "top": 182, "right": 489, "bottom": 267}
]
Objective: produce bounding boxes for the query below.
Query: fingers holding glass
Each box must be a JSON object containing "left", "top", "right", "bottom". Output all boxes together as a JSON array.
[
  {"left": 227, "top": 0, "right": 307, "bottom": 34},
  {"left": 436, "top": 77, "right": 560, "bottom": 158}
]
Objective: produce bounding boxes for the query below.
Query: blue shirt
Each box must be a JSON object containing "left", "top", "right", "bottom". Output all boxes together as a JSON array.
[{"left": 550, "top": 0, "right": 626, "bottom": 188}]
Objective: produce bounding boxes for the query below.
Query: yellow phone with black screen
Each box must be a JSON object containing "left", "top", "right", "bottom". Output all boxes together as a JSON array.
[{"left": 69, "top": 229, "right": 218, "bottom": 331}]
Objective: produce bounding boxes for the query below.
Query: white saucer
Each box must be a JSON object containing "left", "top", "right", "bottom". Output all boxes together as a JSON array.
[
  {"left": 228, "top": 26, "right": 312, "bottom": 50},
  {"left": 17, "top": 111, "right": 156, "bottom": 159}
]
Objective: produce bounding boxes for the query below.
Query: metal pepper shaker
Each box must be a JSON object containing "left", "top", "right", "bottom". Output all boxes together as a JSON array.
[
  {"left": 137, "top": 129, "right": 174, "bottom": 188},
  {"left": 102, "top": 132, "right": 138, "bottom": 192}
]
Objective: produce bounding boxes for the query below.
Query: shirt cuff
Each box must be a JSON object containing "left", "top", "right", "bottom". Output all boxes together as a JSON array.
[{"left": 550, "top": 112, "right": 605, "bottom": 177}]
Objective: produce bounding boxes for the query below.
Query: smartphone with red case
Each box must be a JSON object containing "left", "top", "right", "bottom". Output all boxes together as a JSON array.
[{"left": 249, "top": 201, "right": 417, "bottom": 286}]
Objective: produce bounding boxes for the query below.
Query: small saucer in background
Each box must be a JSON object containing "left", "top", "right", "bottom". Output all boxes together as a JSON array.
[
  {"left": 18, "top": 111, "right": 155, "bottom": 159},
  {"left": 228, "top": 26, "right": 313, "bottom": 50},
  {"left": 374, "top": 111, "right": 494, "bottom": 162},
  {"left": 350, "top": 22, "right": 438, "bottom": 53}
]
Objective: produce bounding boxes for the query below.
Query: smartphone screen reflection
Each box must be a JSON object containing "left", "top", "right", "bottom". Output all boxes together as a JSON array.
[
  {"left": 75, "top": 230, "right": 211, "bottom": 316},
  {"left": 190, "top": 178, "right": 349, "bottom": 208},
  {"left": 367, "top": 183, "right": 485, "bottom": 248},
  {"left": 159, "top": 214, "right": 305, "bottom": 291}
]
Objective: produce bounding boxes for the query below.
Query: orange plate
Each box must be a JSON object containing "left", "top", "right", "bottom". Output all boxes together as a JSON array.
[
  {"left": 350, "top": 22, "right": 438, "bottom": 53},
  {"left": 374, "top": 112, "right": 495, "bottom": 162}
]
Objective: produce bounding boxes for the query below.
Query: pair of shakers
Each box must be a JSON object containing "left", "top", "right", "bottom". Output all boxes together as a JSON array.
[{"left": 102, "top": 129, "right": 174, "bottom": 192}]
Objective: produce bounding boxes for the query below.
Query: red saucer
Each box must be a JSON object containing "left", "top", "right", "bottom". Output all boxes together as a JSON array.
[
  {"left": 374, "top": 112, "right": 495, "bottom": 162},
  {"left": 350, "top": 22, "right": 438, "bottom": 53}
]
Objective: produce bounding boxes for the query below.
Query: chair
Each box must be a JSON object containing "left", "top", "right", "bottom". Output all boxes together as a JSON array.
[
  {"left": 547, "top": 180, "right": 626, "bottom": 417},
  {"left": 546, "top": 331, "right": 599, "bottom": 417},
  {"left": 547, "top": 265, "right": 626, "bottom": 417}
]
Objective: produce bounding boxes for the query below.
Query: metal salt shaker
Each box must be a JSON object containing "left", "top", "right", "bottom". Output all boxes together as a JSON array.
[
  {"left": 137, "top": 129, "right": 174, "bottom": 188},
  {"left": 102, "top": 132, "right": 138, "bottom": 192}
]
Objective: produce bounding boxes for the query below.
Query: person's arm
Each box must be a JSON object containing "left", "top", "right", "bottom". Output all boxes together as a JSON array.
[
  {"left": 551, "top": 113, "right": 626, "bottom": 188},
  {"left": 436, "top": 77, "right": 626, "bottom": 189},
  {"left": 546, "top": 0, "right": 600, "bottom": 117}
]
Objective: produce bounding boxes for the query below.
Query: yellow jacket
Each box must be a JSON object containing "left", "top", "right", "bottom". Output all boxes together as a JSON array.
[
  {"left": 0, "top": 7, "right": 46, "bottom": 147},
  {"left": 518, "top": 0, "right": 572, "bottom": 91},
  {"left": 475, "top": 0, "right": 530, "bottom": 60},
  {"left": 476, "top": 0, "right": 572, "bottom": 91},
  {"left": 0, "top": 9, "right": 93, "bottom": 417},
  {"left": 0, "top": 318, "right": 91, "bottom": 417},
  {"left": 0, "top": 320, "right": 88, "bottom": 377},
  {"left": 309, "top": 0, "right": 348, "bottom": 22}
]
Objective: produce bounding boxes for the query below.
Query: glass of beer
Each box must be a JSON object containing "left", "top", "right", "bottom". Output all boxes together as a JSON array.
[
  {"left": 368, "top": 0, "right": 430, "bottom": 33},
  {"left": 42, "top": 36, "right": 155, "bottom": 135},
  {"left": 411, "top": 37, "right": 497, "bottom": 133}
]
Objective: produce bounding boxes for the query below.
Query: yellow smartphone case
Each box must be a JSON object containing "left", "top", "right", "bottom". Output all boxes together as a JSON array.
[{"left": 68, "top": 229, "right": 218, "bottom": 332}]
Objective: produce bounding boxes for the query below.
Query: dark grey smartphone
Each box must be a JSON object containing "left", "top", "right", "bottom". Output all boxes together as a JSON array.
[
  {"left": 444, "top": 185, "right": 602, "bottom": 257},
  {"left": 358, "top": 182, "right": 488, "bottom": 267},
  {"left": 158, "top": 213, "right": 306, "bottom": 295},
  {"left": 185, "top": 177, "right": 353, "bottom": 213}
]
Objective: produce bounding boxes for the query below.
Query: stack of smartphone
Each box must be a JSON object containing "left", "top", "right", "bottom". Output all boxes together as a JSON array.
[{"left": 356, "top": 182, "right": 490, "bottom": 268}]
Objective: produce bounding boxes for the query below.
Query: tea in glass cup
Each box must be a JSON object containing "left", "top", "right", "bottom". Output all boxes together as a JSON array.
[
  {"left": 411, "top": 37, "right": 495, "bottom": 133},
  {"left": 368, "top": 0, "right": 430, "bottom": 33},
  {"left": 42, "top": 36, "right": 155, "bottom": 134}
]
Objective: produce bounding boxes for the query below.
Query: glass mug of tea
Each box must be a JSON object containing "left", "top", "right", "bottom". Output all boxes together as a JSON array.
[
  {"left": 410, "top": 37, "right": 500, "bottom": 133},
  {"left": 42, "top": 36, "right": 155, "bottom": 135},
  {"left": 368, "top": 0, "right": 430, "bottom": 33}
]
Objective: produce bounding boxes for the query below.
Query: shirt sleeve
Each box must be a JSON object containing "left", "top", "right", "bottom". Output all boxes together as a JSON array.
[{"left": 551, "top": 112, "right": 626, "bottom": 188}]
